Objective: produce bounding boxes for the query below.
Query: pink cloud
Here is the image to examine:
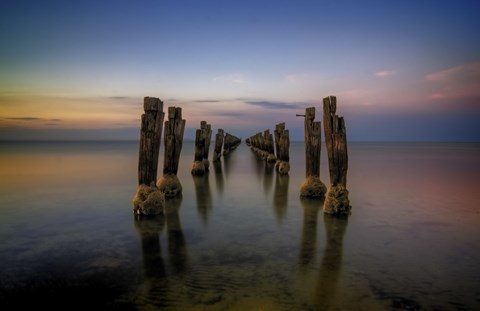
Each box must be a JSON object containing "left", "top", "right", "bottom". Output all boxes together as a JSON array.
[
  {"left": 425, "top": 62, "right": 480, "bottom": 100},
  {"left": 375, "top": 70, "right": 395, "bottom": 77}
]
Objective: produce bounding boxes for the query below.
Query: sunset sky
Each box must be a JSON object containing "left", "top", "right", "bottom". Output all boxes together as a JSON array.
[{"left": 1, "top": 0, "right": 479, "bottom": 141}]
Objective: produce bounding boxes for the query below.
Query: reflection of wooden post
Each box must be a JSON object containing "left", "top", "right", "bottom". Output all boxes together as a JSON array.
[
  {"left": 300, "top": 107, "right": 326, "bottom": 198},
  {"left": 274, "top": 122, "right": 290, "bottom": 175},
  {"left": 157, "top": 107, "right": 186, "bottom": 197},
  {"left": 213, "top": 129, "right": 224, "bottom": 162},
  {"left": 323, "top": 96, "right": 351, "bottom": 215},
  {"left": 138, "top": 97, "right": 165, "bottom": 186}
]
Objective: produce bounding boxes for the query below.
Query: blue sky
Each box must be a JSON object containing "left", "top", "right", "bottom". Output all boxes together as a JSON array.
[{"left": 1, "top": 0, "right": 479, "bottom": 141}]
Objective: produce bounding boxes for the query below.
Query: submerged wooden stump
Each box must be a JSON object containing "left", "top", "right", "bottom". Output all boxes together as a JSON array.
[
  {"left": 299, "top": 107, "right": 327, "bottom": 198},
  {"left": 133, "top": 97, "right": 165, "bottom": 215},
  {"left": 223, "top": 133, "right": 241, "bottom": 155},
  {"left": 274, "top": 122, "right": 290, "bottom": 175},
  {"left": 323, "top": 96, "right": 351, "bottom": 215},
  {"left": 157, "top": 106, "right": 186, "bottom": 198}
]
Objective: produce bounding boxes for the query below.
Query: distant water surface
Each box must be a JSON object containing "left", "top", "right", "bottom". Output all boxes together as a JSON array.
[{"left": 0, "top": 141, "right": 479, "bottom": 310}]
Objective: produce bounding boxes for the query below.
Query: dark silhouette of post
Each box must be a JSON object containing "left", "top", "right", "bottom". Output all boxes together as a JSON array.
[
  {"left": 299, "top": 107, "right": 326, "bottom": 198},
  {"left": 323, "top": 96, "right": 351, "bottom": 215},
  {"left": 138, "top": 97, "right": 165, "bottom": 186}
]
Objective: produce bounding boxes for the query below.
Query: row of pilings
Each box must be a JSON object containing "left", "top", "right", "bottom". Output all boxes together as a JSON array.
[
  {"left": 246, "top": 96, "right": 351, "bottom": 215},
  {"left": 246, "top": 122, "right": 290, "bottom": 175},
  {"left": 133, "top": 96, "right": 241, "bottom": 216}
]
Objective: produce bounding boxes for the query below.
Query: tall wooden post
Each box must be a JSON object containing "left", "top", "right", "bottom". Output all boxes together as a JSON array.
[
  {"left": 157, "top": 107, "right": 186, "bottom": 198},
  {"left": 191, "top": 121, "right": 211, "bottom": 175},
  {"left": 264, "top": 129, "right": 276, "bottom": 163},
  {"left": 274, "top": 122, "right": 290, "bottom": 175},
  {"left": 300, "top": 107, "right": 326, "bottom": 198},
  {"left": 138, "top": 97, "right": 165, "bottom": 186},
  {"left": 133, "top": 96, "right": 165, "bottom": 215},
  {"left": 202, "top": 121, "right": 212, "bottom": 170},
  {"left": 323, "top": 96, "right": 351, "bottom": 214},
  {"left": 213, "top": 128, "right": 224, "bottom": 162}
]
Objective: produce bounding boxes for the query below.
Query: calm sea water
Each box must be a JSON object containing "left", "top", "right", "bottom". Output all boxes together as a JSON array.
[{"left": 0, "top": 141, "right": 479, "bottom": 310}]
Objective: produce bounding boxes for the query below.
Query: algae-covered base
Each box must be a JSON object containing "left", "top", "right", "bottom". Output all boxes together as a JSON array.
[
  {"left": 132, "top": 184, "right": 165, "bottom": 215},
  {"left": 275, "top": 160, "right": 290, "bottom": 175},
  {"left": 191, "top": 161, "right": 206, "bottom": 175},
  {"left": 299, "top": 176, "right": 327, "bottom": 198},
  {"left": 156, "top": 173, "right": 183, "bottom": 197},
  {"left": 323, "top": 184, "right": 351, "bottom": 215}
]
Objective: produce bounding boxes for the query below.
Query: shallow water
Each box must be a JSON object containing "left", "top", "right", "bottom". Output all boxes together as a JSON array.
[{"left": 0, "top": 141, "right": 479, "bottom": 310}]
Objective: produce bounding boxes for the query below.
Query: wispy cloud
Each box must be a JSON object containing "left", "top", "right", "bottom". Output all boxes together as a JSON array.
[
  {"left": 375, "top": 70, "right": 395, "bottom": 77},
  {"left": 245, "top": 100, "right": 307, "bottom": 110},
  {"left": 193, "top": 99, "right": 221, "bottom": 103},
  {"left": 6, "top": 117, "right": 62, "bottom": 122},
  {"left": 425, "top": 62, "right": 480, "bottom": 100}
]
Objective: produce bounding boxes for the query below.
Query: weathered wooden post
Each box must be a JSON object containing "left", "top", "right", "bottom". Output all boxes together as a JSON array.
[
  {"left": 213, "top": 128, "right": 224, "bottom": 162},
  {"left": 264, "top": 129, "right": 276, "bottom": 163},
  {"left": 323, "top": 96, "right": 351, "bottom": 214},
  {"left": 299, "top": 107, "right": 327, "bottom": 198},
  {"left": 137, "top": 97, "right": 164, "bottom": 186},
  {"left": 133, "top": 97, "right": 165, "bottom": 215},
  {"left": 202, "top": 121, "right": 212, "bottom": 170},
  {"left": 156, "top": 106, "right": 186, "bottom": 198},
  {"left": 191, "top": 128, "right": 205, "bottom": 175},
  {"left": 192, "top": 121, "right": 212, "bottom": 175},
  {"left": 274, "top": 122, "right": 290, "bottom": 175}
]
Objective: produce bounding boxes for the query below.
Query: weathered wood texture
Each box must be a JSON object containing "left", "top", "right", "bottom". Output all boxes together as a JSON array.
[
  {"left": 274, "top": 122, "right": 290, "bottom": 162},
  {"left": 213, "top": 128, "right": 224, "bottom": 162},
  {"left": 138, "top": 97, "right": 165, "bottom": 185},
  {"left": 323, "top": 96, "right": 348, "bottom": 187},
  {"left": 304, "top": 107, "right": 322, "bottom": 178},
  {"left": 163, "top": 107, "right": 186, "bottom": 175},
  {"left": 201, "top": 121, "right": 212, "bottom": 163},
  {"left": 191, "top": 121, "right": 212, "bottom": 175}
]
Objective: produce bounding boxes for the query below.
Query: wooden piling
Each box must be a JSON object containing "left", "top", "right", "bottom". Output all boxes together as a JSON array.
[
  {"left": 213, "top": 128, "right": 224, "bottom": 162},
  {"left": 202, "top": 121, "right": 212, "bottom": 170},
  {"left": 300, "top": 107, "right": 326, "bottom": 198},
  {"left": 274, "top": 122, "right": 290, "bottom": 175},
  {"left": 138, "top": 97, "right": 165, "bottom": 186},
  {"left": 157, "top": 106, "right": 186, "bottom": 197},
  {"left": 191, "top": 121, "right": 212, "bottom": 175},
  {"left": 134, "top": 96, "right": 165, "bottom": 215},
  {"left": 264, "top": 129, "right": 276, "bottom": 163},
  {"left": 322, "top": 96, "right": 351, "bottom": 215}
]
